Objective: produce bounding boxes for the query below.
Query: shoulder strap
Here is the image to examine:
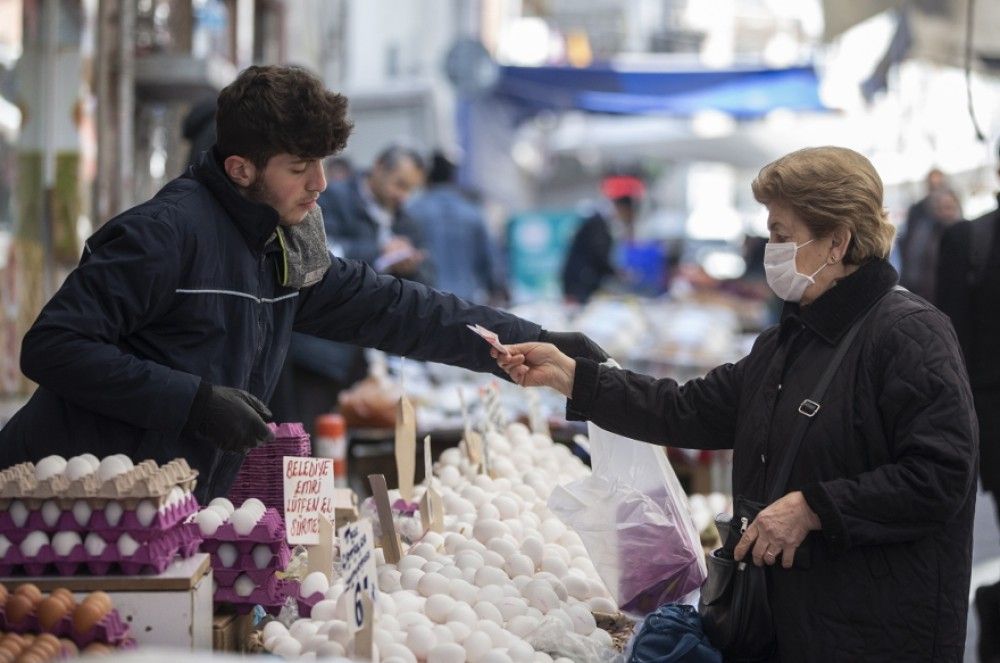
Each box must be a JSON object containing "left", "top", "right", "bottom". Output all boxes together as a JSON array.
[{"left": 766, "top": 287, "right": 896, "bottom": 503}]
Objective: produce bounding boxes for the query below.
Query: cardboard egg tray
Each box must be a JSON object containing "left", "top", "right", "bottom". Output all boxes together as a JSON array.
[
  {"left": 210, "top": 545, "right": 292, "bottom": 587},
  {"left": 227, "top": 423, "right": 311, "bottom": 516},
  {"left": 213, "top": 573, "right": 298, "bottom": 615},
  {"left": 0, "top": 605, "right": 132, "bottom": 648},
  {"left": 0, "top": 458, "right": 198, "bottom": 513},
  {"left": 0, "top": 522, "right": 202, "bottom": 576},
  {"left": 0, "top": 492, "right": 198, "bottom": 538}
]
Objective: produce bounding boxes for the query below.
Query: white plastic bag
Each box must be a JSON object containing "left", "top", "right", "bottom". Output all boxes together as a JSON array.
[{"left": 548, "top": 421, "right": 707, "bottom": 615}]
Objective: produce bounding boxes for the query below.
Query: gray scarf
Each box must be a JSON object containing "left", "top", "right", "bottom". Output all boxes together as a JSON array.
[{"left": 274, "top": 207, "right": 331, "bottom": 288}]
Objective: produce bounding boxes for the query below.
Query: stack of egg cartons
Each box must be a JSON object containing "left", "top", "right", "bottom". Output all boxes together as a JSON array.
[
  {"left": 0, "top": 455, "right": 201, "bottom": 576},
  {"left": 192, "top": 498, "right": 295, "bottom": 614},
  {"left": 228, "top": 423, "right": 311, "bottom": 518}
]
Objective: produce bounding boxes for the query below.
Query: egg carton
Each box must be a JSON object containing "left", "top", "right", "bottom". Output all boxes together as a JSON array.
[
  {"left": 296, "top": 591, "right": 324, "bottom": 618},
  {"left": 209, "top": 545, "right": 292, "bottom": 586},
  {"left": 0, "top": 458, "right": 198, "bottom": 512},
  {"left": 0, "top": 605, "right": 132, "bottom": 648},
  {"left": 213, "top": 575, "right": 297, "bottom": 615},
  {"left": 202, "top": 507, "right": 286, "bottom": 544},
  {"left": 3, "top": 492, "right": 198, "bottom": 537},
  {"left": 0, "top": 522, "right": 202, "bottom": 576}
]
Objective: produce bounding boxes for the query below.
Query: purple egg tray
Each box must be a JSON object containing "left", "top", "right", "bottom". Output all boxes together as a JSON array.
[
  {"left": 210, "top": 546, "right": 292, "bottom": 587},
  {"left": 227, "top": 423, "right": 311, "bottom": 517},
  {"left": 0, "top": 493, "right": 198, "bottom": 540},
  {"left": 204, "top": 508, "right": 286, "bottom": 544},
  {"left": 0, "top": 606, "right": 133, "bottom": 648},
  {"left": 0, "top": 522, "right": 202, "bottom": 577},
  {"left": 213, "top": 574, "right": 298, "bottom": 615},
  {"left": 296, "top": 591, "right": 324, "bottom": 619}
]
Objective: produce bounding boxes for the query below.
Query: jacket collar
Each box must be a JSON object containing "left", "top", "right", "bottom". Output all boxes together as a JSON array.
[
  {"left": 780, "top": 258, "right": 899, "bottom": 345},
  {"left": 191, "top": 147, "right": 281, "bottom": 253}
]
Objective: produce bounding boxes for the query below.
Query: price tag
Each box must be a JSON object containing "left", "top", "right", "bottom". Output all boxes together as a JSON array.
[
  {"left": 283, "top": 457, "right": 335, "bottom": 545},
  {"left": 367, "top": 473, "right": 403, "bottom": 563},
  {"left": 338, "top": 519, "right": 378, "bottom": 633}
]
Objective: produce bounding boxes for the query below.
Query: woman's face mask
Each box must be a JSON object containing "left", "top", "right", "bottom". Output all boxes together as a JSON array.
[{"left": 763, "top": 239, "right": 828, "bottom": 302}]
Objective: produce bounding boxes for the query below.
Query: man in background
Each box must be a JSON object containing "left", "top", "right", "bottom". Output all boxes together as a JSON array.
[
  {"left": 407, "top": 151, "right": 507, "bottom": 304},
  {"left": 562, "top": 174, "right": 645, "bottom": 304}
]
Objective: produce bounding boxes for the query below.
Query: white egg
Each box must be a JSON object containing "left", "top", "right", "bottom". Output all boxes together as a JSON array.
[
  {"left": 35, "top": 455, "right": 68, "bottom": 481},
  {"left": 399, "top": 554, "right": 426, "bottom": 572},
  {"left": 40, "top": 500, "right": 61, "bottom": 528},
  {"left": 406, "top": 625, "right": 437, "bottom": 660},
  {"left": 428, "top": 642, "right": 466, "bottom": 663},
  {"left": 448, "top": 579, "right": 479, "bottom": 605},
  {"left": 98, "top": 456, "right": 128, "bottom": 483},
  {"left": 194, "top": 509, "right": 224, "bottom": 536},
  {"left": 455, "top": 550, "right": 485, "bottom": 571},
  {"left": 508, "top": 637, "right": 535, "bottom": 662},
  {"left": 66, "top": 500, "right": 90, "bottom": 528},
  {"left": 252, "top": 544, "right": 273, "bottom": 569},
  {"left": 400, "top": 568, "right": 424, "bottom": 591},
  {"left": 445, "top": 620, "right": 472, "bottom": 644},
  {"left": 104, "top": 500, "right": 124, "bottom": 526},
  {"left": 382, "top": 643, "right": 418, "bottom": 663},
  {"left": 230, "top": 508, "right": 258, "bottom": 536},
  {"left": 270, "top": 635, "right": 302, "bottom": 658},
  {"left": 10, "top": 500, "right": 28, "bottom": 527},
  {"left": 300, "top": 571, "right": 330, "bottom": 598},
  {"left": 65, "top": 456, "right": 95, "bottom": 481},
  {"left": 496, "top": 596, "right": 528, "bottom": 621},
  {"left": 0, "top": 535, "right": 10, "bottom": 558},
  {"left": 422, "top": 561, "right": 444, "bottom": 574},
  {"left": 505, "top": 554, "right": 535, "bottom": 578},
  {"left": 507, "top": 615, "right": 539, "bottom": 639},
  {"left": 136, "top": 499, "right": 157, "bottom": 527},
  {"left": 79, "top": 453, "right": 100, "bottom": 471},
  {"left": 206, "top": 505, "right": 231, "bottom": 522},
  {"left": 262, "top": 620, "right": 288, "bottom": 641},
  {"left": 117, "top": 532, "right": 141, "bottom": 557},
  {"left": 463, "top": 631, "right": 492, "bottom": 662},
  {"left": 209, "top": 497, "right": 235, "bottom": 515},
  {"left": 480, "top": 649, "right": 513, "bottom": 663},
  {"left": 447, "top": 602, "right": 479, "bottom": 628},
  {"left": 562, "top": 575, "right": 591, "bottom": 601},
  {"left": 482, "top": 550, "right": 506, "bottom": 569},
  {"left": 432, "top": 624, "right": 456, "bottom": 645},
  {"left": 425, "top": 594, "right": 457, "bottom": 624},
  {"left": 473, "top": 519, "right": 508, "bottom": 544},
  {"left": 439, "top": 565, "right": 463, "bottom": 580},
  {"left": 534, "top": 652, "right": 554, "bottom": 663},
  {"left": 540, "top": 557, "right": 568, "bottom": 578},
  {"left": 167, "top": 486, "right": 185, "bottom": 506},
  {"left": 473, "top": 601, "right": 503, "bottom": 625},
  {"left": 477, "top": 503, "right": 501, "bottom": 521},
  {"left": 588, "top": 596, "right": 616, "bottom": 612},
  {"left": 485, "top": 537, "right": 516, "bottom": 560},
  {"left": 589, "top": 627, "right": 613, "bottom": 648},
  {"left": 84, "top": 532, "right": 107, "bottom": 556},
  {"left": 234, "top": 574, "right": 256, "bottom": 597},
  {"left": 315, "top": 641, "right": 346, "bottom": 658},
  {"left": 288, "top": 619, "right": 320, "bottom": 640},
  {"left": 112, "top": 454, "right": 134, "bottom": 470},
  {"left": 20, "top": 531, "right": 49, "bottom": 557},
  {"left": 522, "top": 581, "right": 559, "bottom": 613},
  {"left": 52, "top": 531, "right": 83, "bottom": 557},
  {"left": 241, "top": 498, "right": 266, "bottom": 515},
  {"left": 411, "top": 542, "right": 437, "bottom": 559},
  {"left": 473, "top": 566, "right": 508, "bottom": 588},
  {"left": 477, "top": 585, "right": 504, "bottom": 604},
  {"left": 519, "top": 537, "right": 544, "bottom": 568},
  {"left": 327, "top": 621, "right": 352, "bottom": 646},
  {"left": 418, "top": 571, "right": 451, "bottom": 598},
  {"left": 378, "top": 568, "right": 403, "bottom": 593},
  {"left": 216, "top": 542, "right": 239, "bottom": 567},
  {"left": 566, "top": 603, "right": 596, "bottom": 635}
]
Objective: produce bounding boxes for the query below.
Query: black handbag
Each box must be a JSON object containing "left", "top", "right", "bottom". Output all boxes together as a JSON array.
[{"left": 698, "top": 292, "right": 889, "bottom": 661}]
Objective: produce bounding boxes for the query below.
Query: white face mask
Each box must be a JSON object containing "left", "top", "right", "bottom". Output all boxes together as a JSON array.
[{"left": 763, "top": 239, "right": 828, "bottom": 302}]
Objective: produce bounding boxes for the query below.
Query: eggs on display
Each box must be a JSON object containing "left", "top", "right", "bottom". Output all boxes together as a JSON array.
[
  {"left": 190, "top": 497, "right": 264, "bottom": 537},
  {"left": 268, "top": 423, "right": 622, "bottom": 662}
]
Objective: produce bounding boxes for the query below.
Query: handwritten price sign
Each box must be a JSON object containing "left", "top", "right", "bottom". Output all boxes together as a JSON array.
[
  {"left": 283, "top": 457, "right": 335, "bottom": 545},
  {"left": 338, "top": 519, "right": 378, "bottom": 631}
]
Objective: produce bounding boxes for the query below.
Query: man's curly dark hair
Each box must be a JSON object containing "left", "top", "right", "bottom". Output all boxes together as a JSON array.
[{"left": 215, "top": 65, "right": 353, "bottom": 168}]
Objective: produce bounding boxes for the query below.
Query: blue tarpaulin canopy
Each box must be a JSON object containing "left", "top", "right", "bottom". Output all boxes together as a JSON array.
[{"left": 494, "top": 64, "right": 827, "bottom": 118}]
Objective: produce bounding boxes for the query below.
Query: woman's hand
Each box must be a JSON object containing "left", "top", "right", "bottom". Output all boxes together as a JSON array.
[
  {"left": 492, "top": 342, "right": 576, "bottom": 397},
  {"left": 733, "top": 491, "right": 821, "bottom": 569}
]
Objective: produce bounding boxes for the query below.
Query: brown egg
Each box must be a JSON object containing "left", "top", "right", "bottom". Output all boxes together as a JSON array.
[
  {"left": 49, "top": 588, "right": 75, "bottom": 610},
  {"left": 83, "top": 590, "right": 112, "bottom": 612},
  {"left": 72, "top": 601, "right": 107, "bottom": 635},
  {"left": 82, "top": 643, "right": 111, "bottom": 655},
  {"left": 0, "top": 583, "right": 8, "bottom": 607},
  {"left": 14, "top": 653, "right": 42, "bottom": 663},
  {"left": 13, "top": 584, "right": 42, "bottom": 606},
  {"left": 58, "top": 639, "right": 78, "bottom": 658},
  {"left": 36, "top": 597, "right": 69, "bottom": 631},
  {"left": 0, "top": 649, "right": 14, "bottom": 663},
  {"left": 4, "top": 594, "right": 34, "bottom": 625},
  {"left": 30, "top": 634, "right": 60, "bottom": 658}
]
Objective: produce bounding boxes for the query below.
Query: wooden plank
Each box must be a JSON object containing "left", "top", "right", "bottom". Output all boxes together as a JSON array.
[{"left": 2, "top": 553, "right": 211, "bottom": 592}]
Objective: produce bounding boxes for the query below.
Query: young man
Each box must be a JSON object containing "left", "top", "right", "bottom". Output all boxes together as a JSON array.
[{"left": 0, "top": 65, "right": 605, "bottom": 501}]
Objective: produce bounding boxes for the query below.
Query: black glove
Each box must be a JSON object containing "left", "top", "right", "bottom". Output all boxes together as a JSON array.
[
  {"left": 538, "top": 329, "right": 611, "bottom": 363},
  {"left": 183, "top": 382, "right": 274, "bottom": 453}
]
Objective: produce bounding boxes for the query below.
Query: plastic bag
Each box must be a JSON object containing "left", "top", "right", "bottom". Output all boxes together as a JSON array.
[
  {"left": 548, "top": 421, "right": 707, "bottom": 615},
  {"left": 525, "top": 616, "right": 624, "bottom": 663}
]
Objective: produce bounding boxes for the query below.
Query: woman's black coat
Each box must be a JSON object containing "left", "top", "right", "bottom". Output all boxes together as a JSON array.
[{"left": 569, "top": 260, "right": 977, "bottom": 662}]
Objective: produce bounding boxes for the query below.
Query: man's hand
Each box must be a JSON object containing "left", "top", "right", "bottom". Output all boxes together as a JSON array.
[
  {"left": 538, "top": 330, "right": 610, "bottom": 363},
  {"left": 492, "top": 342, "right": 576, "bottom": 397},
  {"left": 733, "top": 491, "right": 822, "bottom": 569},
  {"left": 186, "top": 385, "right": 274, "bottom": 453}
]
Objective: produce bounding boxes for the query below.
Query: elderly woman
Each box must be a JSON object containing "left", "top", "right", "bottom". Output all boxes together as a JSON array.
[{"left": 496, "top": 147, "right": 977, "bottom": 662}]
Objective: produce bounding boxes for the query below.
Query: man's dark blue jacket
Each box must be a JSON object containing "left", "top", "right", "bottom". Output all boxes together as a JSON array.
[{"left": 0, "top": 152, "right": 540, "bottom": 500}]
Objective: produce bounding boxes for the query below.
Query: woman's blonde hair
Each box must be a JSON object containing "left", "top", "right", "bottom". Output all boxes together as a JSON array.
[{"left": 751, "top": 146, "right": 895, "bottom": 264}]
